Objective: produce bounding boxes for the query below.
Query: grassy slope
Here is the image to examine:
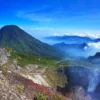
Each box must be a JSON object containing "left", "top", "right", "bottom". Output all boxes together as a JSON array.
[
  {"left": 8, "top": 51, "right": 68, "bottom": 89},
  {"left": 9, "top": 52, "right": 59, "bottom": 68}
]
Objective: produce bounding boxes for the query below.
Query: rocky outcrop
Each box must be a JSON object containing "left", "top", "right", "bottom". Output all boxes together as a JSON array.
[
  {"left": 0, "top": 71, "right": 29, "bottom": 100},
  {"left": 18, "top": 65, "right": 67, "bottom": 88},
  {"left": 0, "top": 80, "right": 29, "bottom": 100},
  {"left": 0, "top": 48, "right": 12, "bottom": 65},
  {"left": 21, "top": 74, "right": 50, "bottom": 87}
]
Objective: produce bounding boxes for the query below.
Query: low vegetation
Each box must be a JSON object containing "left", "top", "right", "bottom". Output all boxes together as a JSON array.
[
  {"left": 34, "top": 93, "right": 64, "bottom": 100},
  {"left": 45, "top": 69, "right": 67, "bottom": 88},
  {"left": 9, "top": 52, "right": 58, "bottom": 68},
  {"left": 17, "top": 85, "right": 23, "bottom": 93},
  {"left": 34, "top": 93, "right": 47, "bottom": 100},
  {"left": 3, "top": 46, "right": 12, "bottom": 52},
  {"left": 2, "top": 69, "right": 8, "bottom": 76},
  {"left": 50, "top": 95, "right": 63, "bottom": 100}
]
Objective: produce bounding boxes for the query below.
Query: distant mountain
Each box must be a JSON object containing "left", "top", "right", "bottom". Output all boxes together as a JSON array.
[
  {"left": 53, "top": 42, "right": 87, "bottom": 53},
  {"left": 88, "top": 52, "right": 100, "bottom": 59},
  {"left": 45, "top": 35, "right": 100, "bottom": 44},
  {"left": 53, "top": 42, "right": 87, "bottom": 49},
  {"left": 0, "top": 25, "right": 63, "bottom": 57},
  {"left": 53, "top": 42, "right": 87, "bottom": 58},
  {"left": 88, "top": 52, "right": 100, "bottom": 64}
]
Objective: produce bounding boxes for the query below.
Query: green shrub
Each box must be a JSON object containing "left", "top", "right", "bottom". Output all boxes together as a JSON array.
[
  {"left": 17, "top": 85, "right": 23, "bottom": 93},
  {"left": 34, "top": 93, "right": 47, "bottom": 100},
  {"left": 2, "top": 70, "right": 8, "bottom": 76},
  {"left": 50, "top": 95, "right": 63, "bottom": 100}
]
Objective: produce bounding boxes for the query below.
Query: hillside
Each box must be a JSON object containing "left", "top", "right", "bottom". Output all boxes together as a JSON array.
[
  {"left": 0, "top": 47, "right": 69, "bottom": 100},
  {"left": 0, "top": 25, "right": 63, "bottom": 57},
  {"left": 0, "top": 47, "right": 96, "bottom": 100},
  {"left": 0, "top": 71, "right": 67, "bottom": 100}
]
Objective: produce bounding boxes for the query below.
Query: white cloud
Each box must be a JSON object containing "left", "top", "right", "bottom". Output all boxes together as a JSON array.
[
  {"left": 84, "top": 42, "right": 100, "bottom": 50},
  {"left": 17, "top": 11, "right": 52, "bottom": 22},
  {"left": 83, "top": 42, "right": 100, "bottom": 57},
  {"left": 53, "top": 32, "right": 100, "bottom": 39}
]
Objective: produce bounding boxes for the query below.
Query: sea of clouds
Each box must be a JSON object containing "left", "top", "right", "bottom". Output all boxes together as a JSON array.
[{"left": 53, "top": 32, "right": 100, "bottom": 39}]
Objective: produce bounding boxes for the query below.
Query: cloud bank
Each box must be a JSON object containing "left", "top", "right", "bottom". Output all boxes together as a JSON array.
[
  {"left": 85, "top": 42, "right": 100, "bottom": 50},
  {"left": 53, "top": 32, "right": 100, "bottom": 39}
]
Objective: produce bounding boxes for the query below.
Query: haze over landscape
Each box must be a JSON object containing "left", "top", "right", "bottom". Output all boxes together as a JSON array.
[{"left": 0, "top": 0, "right": 100, "bottom": 100}]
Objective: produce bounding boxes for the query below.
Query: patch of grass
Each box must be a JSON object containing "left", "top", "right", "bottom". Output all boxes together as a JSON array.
[
  {"left": 50, "top": 95, "right": 63, "bottom": 100},
  {"left": 34, "top": 93, "right": 47, "bottom": 100},
  {"left": 17, "top": 85, "right": 23, "bottom": 93},
  {"left": 9, "top": 52, "right": 58, "bottom": 68},
  {"left": 2, "top": 69, "right": 8, "bottom": 76},
  {"left": 34, "top": 93, "right": 64, "bottom": 100}
]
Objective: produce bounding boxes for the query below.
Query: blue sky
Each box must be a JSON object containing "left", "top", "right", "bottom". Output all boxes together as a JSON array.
[{"left": 0, "top": 0, "right": 100, "bottom": 39}]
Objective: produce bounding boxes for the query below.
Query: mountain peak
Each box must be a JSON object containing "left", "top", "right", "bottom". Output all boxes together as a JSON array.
[
  {"left": 2, "top": 25, "right": 19, "bottom": 27},
  {"left": 0, "top": 25, "right": 63, "bottom": 57},
  {"left": 0, "top": 25, "right": 25, "bottom": 37},
  {"left": 1, "top": 25, "right": 22, "bottom": 31}
]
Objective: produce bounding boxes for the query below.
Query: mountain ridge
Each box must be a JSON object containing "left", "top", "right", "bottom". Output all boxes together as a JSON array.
[
  {"left": 88, "top": 52, "right": 100, "bottom": 59},
  {"left": 0, "top": 25, "right": 63, "bottom": 57},
  {"left": 45, "top": 35, "right": 100, "bottom": 44}
]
